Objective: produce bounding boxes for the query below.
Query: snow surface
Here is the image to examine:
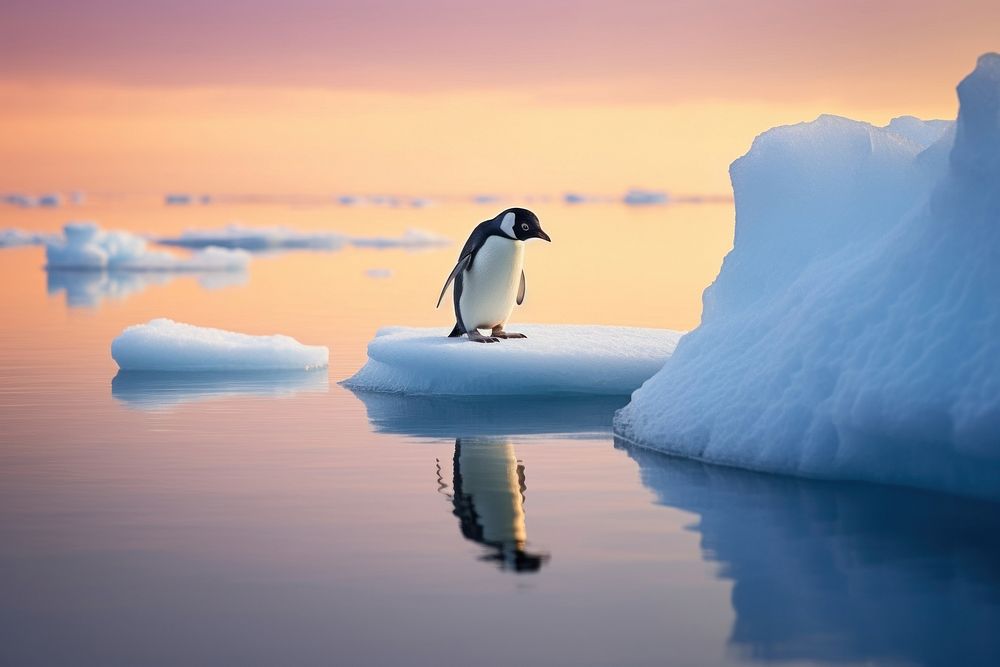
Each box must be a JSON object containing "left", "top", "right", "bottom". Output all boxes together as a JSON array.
[
  {"left": 157, "top": 225, "right": 448, "bottom": 252},
  {"left": 46, "top": 222, "right": 250, "bottom": 271},
  {"left": 344, "top": 325, "right": 682, "bottom": 396},
  {"left": 615, "top": 53, "right": 1000, "bottom": 500},
  {"left": 112, "top": 369, "right": 328, "bottom": 411},
  {"left": 112, "top": 319, "right": 329, "bottom": 371}
]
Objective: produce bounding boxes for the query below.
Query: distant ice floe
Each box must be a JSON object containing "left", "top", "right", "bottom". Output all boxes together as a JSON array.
[
  {"left": 112, "top": 369, "right": 328, "bottom": 411},
  {"left": 622, "top": 189, "right": 669, "bottom": 205},
  {"left": 159, "top": 224, "right": 347, "bottom": 251},
  {"left": 614, "top": 53, "right": 1000, "bottom": 501},
  {"left": 157, "top": 225, "right": 449, "bottom": 252},
  {"left": 112, "top": 319, "right": 329, "bottom": 371},
  {"left": 0, "top": 229, "right": 55, "bottom": 247},
  {"left": 46, "top": 221, "right": 250, "bottom": 271},
  {"left": 3, "top": 192, "right": 66, "bottom": 208},
  {"left": 349, "top": 228, "right": 450, "bottom": 249},
  {"left": 344, "top": 325, "right": 682, "bottom": 396},
  {"left": 364, "top": 268, "right": 393, "bottom": 279}
]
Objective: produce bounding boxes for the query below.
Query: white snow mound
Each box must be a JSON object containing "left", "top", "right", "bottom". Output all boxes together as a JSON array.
[
  {"left": 46, "top": 222, "right": 249, "bottom": 271},
  {"left": 112, "top": 319, "right": 329, "bottom": 371},
  {"left": 344, "top": 325, "right": 682, "bottom": 395},
  {"left": 614, "top": 53, "right": 1000, "bottom": 500}
]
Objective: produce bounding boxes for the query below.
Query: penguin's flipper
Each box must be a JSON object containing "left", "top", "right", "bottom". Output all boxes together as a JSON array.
[
  {"left": 517, "top": 269, "right": 526, "bottom": 305},
  {"left": 436, "top": 254, "right": 471, "bottom": 308}
]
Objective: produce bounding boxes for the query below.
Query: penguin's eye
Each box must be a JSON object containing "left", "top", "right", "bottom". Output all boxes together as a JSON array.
[{"left": 521, "top": 223, "right": 529, "bottom": 231}]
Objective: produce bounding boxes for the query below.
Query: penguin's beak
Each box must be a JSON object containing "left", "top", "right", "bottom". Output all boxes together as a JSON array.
[{"left": 536, "top": 229, "right": 552, "bottom": 242}]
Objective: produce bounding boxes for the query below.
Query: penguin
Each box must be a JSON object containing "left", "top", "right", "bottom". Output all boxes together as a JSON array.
[{"left": 436, "top": 207, "right": 551, "bottom": 342}]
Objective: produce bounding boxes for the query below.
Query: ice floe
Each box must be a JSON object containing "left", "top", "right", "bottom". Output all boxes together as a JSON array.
[
  {"left": 45, "top": 222, "right": 250, "bottom": 271},
  {"left": 615, "top": 53, "right": 1000, "bottom": 500},
  {"left": 157, "top": 225, "right": 449, "bottom": 252},
  {"left": 112, "top": 319, "right": 329, "bottom": 371},
  {"left": 344, "top": 325, "right": 682, "bottom": 396}
]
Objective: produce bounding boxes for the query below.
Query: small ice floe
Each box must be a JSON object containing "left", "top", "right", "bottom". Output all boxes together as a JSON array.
[
  {"left": 349, "top": 229, "right": 450, "bottom": 250},
  {"left": 344, "top": 325, "right": 682, "bottom": 396},
  {"left": 45, "top": 222, "right": 250, "bottom": 271},
  {"left": 112, "top": 368, "right": 328, "bottom": 411},
  {"left": 563, "top": 192, "right": 590, "bottom": 204},
  {"left": 623, "top": 189, "right": 669, "bottom": 205},
  {"left": 158, "top": 224, "right": 347, "bottom": 251},
  {"left": 111, "top": 319, "right": 329, "bottom": 371},
  {"left": 37, "top": 193, "right": 62, "bottom": 207},
  {"left": 157, "top": 225, "right": 448, "bottom": 252},
  {"left": 165, "top": 193, "right": 193, "bottom": 205},
  {"left": 4, "top": 193, "right": 36, "bottom": 207},
  {"left": 0, "top": 229, "right": 53, "bottom": 247},
  {"left": 364, "top": 268, "right": 393, "bottom": 279}
]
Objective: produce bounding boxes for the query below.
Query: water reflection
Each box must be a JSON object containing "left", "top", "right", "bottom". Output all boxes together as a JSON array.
[
  {"left": 46, "top": 269, "right": 247, "bottom": 308},
  {"left": 617, "top": 438, "right": 1000, "bottom": 667},
  {"left": 438, "top": 437, "right": 549, "bottom": 573},
  {"left": 112, "top": 369, "right": 328, "bottom": 411},
  {"left": 349, "top": 389, "right": 625, "bottom": 438}
]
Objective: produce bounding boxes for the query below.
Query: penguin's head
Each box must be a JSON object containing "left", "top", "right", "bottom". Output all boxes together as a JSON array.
[{"left": 497, "top": 208, "right": 551, "bottom": 242}]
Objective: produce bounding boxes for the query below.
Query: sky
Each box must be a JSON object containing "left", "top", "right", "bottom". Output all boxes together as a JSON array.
[{"left": 1, "top": 0, "right": 997, "bottom": 195}]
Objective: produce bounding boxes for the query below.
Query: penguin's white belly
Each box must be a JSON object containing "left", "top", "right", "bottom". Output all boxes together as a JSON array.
[{"left": 460, "top": 237, "right": 524, "bottom": 330}]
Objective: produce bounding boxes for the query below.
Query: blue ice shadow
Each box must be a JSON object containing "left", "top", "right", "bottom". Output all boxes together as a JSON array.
[
  {"left": 112, "top": 369, "right": 328, "bottom": 411},
  {"left": 347, "top": 389, "right": 627, "bottom": 439},
  {"left": 616, "top": 438, "right": 1000, "bottom": 666}
]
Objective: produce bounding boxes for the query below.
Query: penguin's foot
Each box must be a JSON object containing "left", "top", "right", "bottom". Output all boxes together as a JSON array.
[
  {"left": 491, "top": 327, "right": 526, "bottom": 339},
  {"left": 467, "top": 330, "right": 500, "bottom": 343}
]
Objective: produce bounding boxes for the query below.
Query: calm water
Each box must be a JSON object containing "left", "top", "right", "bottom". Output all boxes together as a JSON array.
[{"left": 1, "top": 199, "right": 998, "bottom": 667}]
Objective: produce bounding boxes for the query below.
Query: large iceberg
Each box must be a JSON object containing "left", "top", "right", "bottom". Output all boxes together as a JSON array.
[
  {"left": 112, "top": 319, "right": 329, "bottom": 371},
  {"left": 344, "top": 325, "right": 682, "bottom": 396},
  {"left": 615, "top": 54, "right": 1000, "bottom": 500},
  {"left": 46, "top": 222, "right": 249, "bottom": 271}
]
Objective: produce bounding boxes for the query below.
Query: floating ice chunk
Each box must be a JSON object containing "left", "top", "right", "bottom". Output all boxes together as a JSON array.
[
  {"left": 0, "top": 229, "right": 53, "bottom": 247},
  {"left": 159, "top": 224, "right": 347, "bottom": 251},
  {"left": 37, "top": 193, "right": 62, "bottom": 207},
  {"left": 45, "top": 221, "right": 250, "bottom": 271},
  {"left": 349, "top": 229, "right": 450, "bottom": 249},
  {"left": 344, "top": 325, "right": 682, "bottom": 396},
  {"left": 112, "top": 369, "right": 328, "bottom": 411},
  {"left": 614, "top": 53, "right": 1000, "bottom": 500},
  {"left": 165, "top": 193, "right": 193, "bottom": 205},
  {"left": 158, "top": 226, "right": 448, "bottom": 252},
  {"left": 112, "top": 319, "right": 329, "bottom": 371},
  {"left": 364, "top": 268, "right": 393, "bottom": 279},
  {"left": 623, "top": 189, "right": 669, "bottom": 205}
]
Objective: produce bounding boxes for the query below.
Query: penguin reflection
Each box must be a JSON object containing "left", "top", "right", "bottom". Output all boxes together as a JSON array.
[{"left": 438, "top": 438, "right": 549, "bottom": 573}]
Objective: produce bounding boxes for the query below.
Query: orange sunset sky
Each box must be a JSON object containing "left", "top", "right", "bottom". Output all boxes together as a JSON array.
[{"left": 1, "top": 0, "right": 997, "bottom": 196}]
